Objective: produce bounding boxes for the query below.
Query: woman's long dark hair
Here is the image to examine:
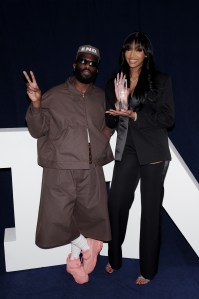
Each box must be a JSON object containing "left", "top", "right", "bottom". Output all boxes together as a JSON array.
[{"left": 119, "top": 32, "right": 157, "bottom": 105}]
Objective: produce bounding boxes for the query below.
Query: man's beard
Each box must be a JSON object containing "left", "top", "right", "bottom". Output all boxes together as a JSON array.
[{"left": 74, "top": 67, "right": 97, "bottom": 84}]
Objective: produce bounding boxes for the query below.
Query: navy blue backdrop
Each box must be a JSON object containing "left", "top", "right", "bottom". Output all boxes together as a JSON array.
[{"left": 0, "top": 0, "right": 198, "bottom": 232}]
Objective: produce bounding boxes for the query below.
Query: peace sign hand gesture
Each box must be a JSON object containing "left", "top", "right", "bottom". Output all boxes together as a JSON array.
[{"left": 23, "top": 70, "right": 42, "bottom": 108}]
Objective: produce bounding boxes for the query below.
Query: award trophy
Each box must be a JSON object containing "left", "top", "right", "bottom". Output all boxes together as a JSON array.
[{"left": 119, "top": 79, "right": 127, "bottom": 111}]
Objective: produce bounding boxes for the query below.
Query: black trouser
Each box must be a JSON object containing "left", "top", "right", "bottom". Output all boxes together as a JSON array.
[{"left": 108, "top": 143, "right": 169, "bottom": 279}]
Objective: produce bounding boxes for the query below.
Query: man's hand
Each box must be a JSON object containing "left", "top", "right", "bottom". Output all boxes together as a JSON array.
[
  {"left": 23, "top": 71, "right": 42, "bottom": 108},
  {"left": 102, "top": 126, "right": 114, "bottom": 139}
]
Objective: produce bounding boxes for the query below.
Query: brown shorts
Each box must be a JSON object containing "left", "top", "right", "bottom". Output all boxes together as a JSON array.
[{"left": 35, "top": 165, "right": 111, "bottom": 249}]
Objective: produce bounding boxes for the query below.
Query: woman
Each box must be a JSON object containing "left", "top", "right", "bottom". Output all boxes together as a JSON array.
[{"left": 105, "top": 32, "right": 175, "bottom": 284}]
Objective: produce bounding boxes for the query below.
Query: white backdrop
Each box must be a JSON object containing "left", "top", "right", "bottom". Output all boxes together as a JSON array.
[{"left": 0, "top": 128, "right": 198, "bottom": 272}]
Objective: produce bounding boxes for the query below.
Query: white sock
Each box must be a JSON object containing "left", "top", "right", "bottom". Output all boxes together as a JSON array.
[
  {"left": 71, "top": 234, "right": 89, "bottom": 252},
  {"left": 70, "top": 243, "right": 81, "bottom": 260}
]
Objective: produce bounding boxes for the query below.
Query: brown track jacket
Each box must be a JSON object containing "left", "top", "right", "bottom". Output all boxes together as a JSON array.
[{"left": 26, "top": 76, "right": 114, "bottom": 169}]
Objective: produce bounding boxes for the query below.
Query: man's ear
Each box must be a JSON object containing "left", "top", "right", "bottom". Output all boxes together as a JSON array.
[{"left": 73, "top": 63, "right": 76, "bottom": 70}]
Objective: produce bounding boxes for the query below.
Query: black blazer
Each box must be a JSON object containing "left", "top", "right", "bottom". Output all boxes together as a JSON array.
[{"left": 105, "top": 72, "right": 175, "bottom": 164}]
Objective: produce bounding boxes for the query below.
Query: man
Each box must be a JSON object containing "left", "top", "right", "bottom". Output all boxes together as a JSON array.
[{"left": 24, "top": 45, "right": 113, "bottom": 284}]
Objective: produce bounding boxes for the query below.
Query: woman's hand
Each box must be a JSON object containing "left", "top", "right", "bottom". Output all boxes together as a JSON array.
[
  {"left": 23, "top": 70, "right": 42, "bottom": 108},
  {"left": 105, "top": 108, "right": 137, "bottom": 120},
  {"left": 114, "top": 72, "right": 129, "bottom": 111}
]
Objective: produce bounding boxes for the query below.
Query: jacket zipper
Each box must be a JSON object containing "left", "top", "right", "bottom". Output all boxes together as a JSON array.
[{"left": 82, "top": 92, "right": 92, "bottom": 164}]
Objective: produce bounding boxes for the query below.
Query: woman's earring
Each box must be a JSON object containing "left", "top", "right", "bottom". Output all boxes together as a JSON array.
[{"left": 73, "top": 64, "right": 76, "bottom": 70}]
